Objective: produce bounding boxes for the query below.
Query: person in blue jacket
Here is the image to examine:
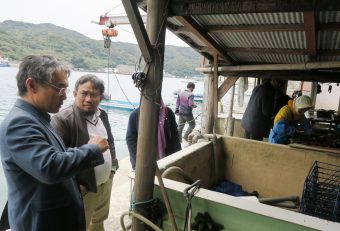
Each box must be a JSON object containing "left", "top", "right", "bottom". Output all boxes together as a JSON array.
[
  {"left": 126, "top": 99, "right": 181, "bottom": 170},
  {"left": 269, "top": 95, "right": 313, "bottom": 144}
]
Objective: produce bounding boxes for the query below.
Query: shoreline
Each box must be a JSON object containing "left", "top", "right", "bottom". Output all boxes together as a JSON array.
[{"left": 6, "top": 64, "right": 204, "bottom": 80}]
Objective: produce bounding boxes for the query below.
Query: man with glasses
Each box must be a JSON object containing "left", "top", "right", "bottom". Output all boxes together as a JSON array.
[
  {"left": 0, "top": 55, "right": 109, "bottom": 231},
  {"left": 51, "top": 74, "right": 118, "bottom": 231},
  {"left": 44, "top": 80, "right": 70, "bottom": 95}
]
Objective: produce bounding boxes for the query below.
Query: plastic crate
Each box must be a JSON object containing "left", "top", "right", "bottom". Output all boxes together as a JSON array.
[{"left": 300, "top": 161, "right": 340, "bottom": 222}]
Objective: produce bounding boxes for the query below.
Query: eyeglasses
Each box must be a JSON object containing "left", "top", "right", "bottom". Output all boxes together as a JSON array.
[
  {"left": 79, "top": 92, "right": 101, "bottom": 99},
  {"left": 44, "top": 82, "right": 70, "bottom": 95}
]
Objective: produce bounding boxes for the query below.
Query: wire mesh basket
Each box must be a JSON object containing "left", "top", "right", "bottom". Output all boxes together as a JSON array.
[{"left": 300, "top": 161, "right": 340, "bottom": 222}]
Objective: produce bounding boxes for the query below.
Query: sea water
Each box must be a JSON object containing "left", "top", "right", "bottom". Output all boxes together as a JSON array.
[{"left": 0, "top": 67, "right": 205, "bottom": 212}]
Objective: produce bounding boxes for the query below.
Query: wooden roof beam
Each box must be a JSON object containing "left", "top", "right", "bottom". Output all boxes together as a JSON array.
[
  {"left": 303, "top": 11, "right": 317, "bottom": 61},
  {"left": 169, "top": 0, "right": 340, "bottom": 16},
  {"left": 200, "top": 47, "right": 340, "bottom": 56},
  {"left": 122, "top": 0, "right": 153, "bottom": 63},
  {"left": 196, "top": 62, "right": 340, "bottom": 72},
  {"left": 319, "top": 23, "right": 340, "bottom": 31},
  {"left": 166, "top": 23, "right": 188, "bottom": 33},
  {"left": 217, "top": 70, "right": 340, "bottom": 83},
  {"left": 197, "top": 46, "right": 340, "bottom": 60},
  {"left": 319, "top": 50, "right": 340, "bottom": 56},
  {"left": 218, "top": 76, "right": 239, "bottom": 101},
  {"left": 166, "top": 23, "right": 340, "bottom": 34},
  {"left": 175, "top": 16, "right": 233, "bottom": 65}
]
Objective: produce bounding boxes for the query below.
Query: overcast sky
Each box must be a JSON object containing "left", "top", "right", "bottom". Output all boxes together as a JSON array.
[{"left": 0, "top": 0, "right": 187, "bottom": 46}]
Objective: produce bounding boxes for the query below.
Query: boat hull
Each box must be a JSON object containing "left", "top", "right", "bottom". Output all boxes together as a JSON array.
[{"left": 99, "top": 99, "right": 138, "bottom": 111}]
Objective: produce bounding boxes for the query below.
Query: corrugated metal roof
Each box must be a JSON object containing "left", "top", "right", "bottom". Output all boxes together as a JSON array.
[
  {"left": 170, "top": 11, "right": 340, "bottom": 65},
  {"left": 195, "top": 12, "right": 303, "bottom": 26},
  {"left": 137, "top": 0, "right": 340, "bottom": 80},
  {"left": 211, "top": 31, "right": 306, "bottom": 49},
  {"left": 318, "top": 55, "right": 340, "bottom": 61},
  {"left": 319, "top": 11, "right": 340, "bottom": 23},
  {"left": 228, "top": 52, "right": 307, "bottom": 64},
  {"left": 318, "top": 31, "right": 340, "bottom": 50}
]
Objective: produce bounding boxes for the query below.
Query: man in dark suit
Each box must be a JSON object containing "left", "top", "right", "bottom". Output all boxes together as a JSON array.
[{"left": 0, "top": 55, "right": 108, "bottom": 231}]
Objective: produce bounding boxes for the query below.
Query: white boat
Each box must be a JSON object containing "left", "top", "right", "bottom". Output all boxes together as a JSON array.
[
  {"left": 0, "top": 57, "right": 10, "bottom": 67},
  {"left": 99, "top": 99, "right": 139, "bottom": 111}
]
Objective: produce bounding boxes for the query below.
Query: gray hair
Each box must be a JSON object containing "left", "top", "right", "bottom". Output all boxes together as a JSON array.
[
  {"left": 74, "top": 74, "right": 105, "bottom": 94},
  {"left": 16, "top": 55, "right": 71, "bottom": 96}
]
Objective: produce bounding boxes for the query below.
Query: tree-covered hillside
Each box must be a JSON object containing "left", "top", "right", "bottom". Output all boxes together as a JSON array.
[{"left": 0, "top": 20, "right": 202, "bottom": 77}]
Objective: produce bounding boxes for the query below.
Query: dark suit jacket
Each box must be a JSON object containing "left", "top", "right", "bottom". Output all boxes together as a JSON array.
[
  {"left": 0, "top": 99, "right": 104, "bottom": 231},
  {"left": 51, "top": 104, "right": 118, "bottom": 193}
]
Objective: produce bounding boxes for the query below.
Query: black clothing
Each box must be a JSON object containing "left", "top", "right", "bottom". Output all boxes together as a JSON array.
[
  {"left": 126, "top": 107, "right": 181, "bottom": 170},
  {"left": 241, "top": 81, "right": 288, "bottom": 140}
]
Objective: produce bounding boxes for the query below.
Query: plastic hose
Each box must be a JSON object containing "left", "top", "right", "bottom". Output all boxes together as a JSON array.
[{"left": 120, "top": 211, "right": 162, "bottom": 231}]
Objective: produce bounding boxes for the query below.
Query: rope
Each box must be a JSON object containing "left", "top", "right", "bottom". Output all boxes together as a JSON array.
[
  {"left": 103, "top": 35, "right": 137, "bottom": 110},
  {"left": 106, "top": 39, "right": 110, "bottom": 100},
  {"left": 129, "top": 175, "right": 156, "bottom": 211},
  {"left": 127, "top": 177, "right": 164, "bottom": 231},
  {"left": 116, "top": 25, "right": 135, "bottom": 34},
  {"left": 101, "top": 36, "right": 112, "bottom": 110},
  {"left": 104, "top": 3, "right": 123, "bottom": 15},
  {"left": 177, "top": 113, "right": 202, "bottom": 127},
  {"left": 113, "top": 72, "right": 137, "bottom": 109}
]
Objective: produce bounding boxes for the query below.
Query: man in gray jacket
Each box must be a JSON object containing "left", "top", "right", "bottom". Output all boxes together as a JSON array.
[
  {"left": 0, "top": 55, "right": 108, "bottom": 231},
  {"left": 51, "top": 74, "right": 118, "bottom": 231}
]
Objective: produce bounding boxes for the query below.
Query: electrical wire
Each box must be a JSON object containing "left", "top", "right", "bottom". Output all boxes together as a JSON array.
[
  {"left": 107, "top": 39, "right": 111, "bottom": 100},
  {"left": 113, "top": 72, "right": 138, "bottom": 109},
  {"left": 103, "top": 35, "right": 137, "bottom": 110},
  {"left": 128, "top": 0, "right": 170, "bottom": 109},
  {"left": 117, "top": 25, "right": 135, "bottom": 34},
  {"left": 176, "top": 113, "right": 202, "bottom": 127},
  {"left": 104, "top": 3, "right": 123, "bottom": 15}
]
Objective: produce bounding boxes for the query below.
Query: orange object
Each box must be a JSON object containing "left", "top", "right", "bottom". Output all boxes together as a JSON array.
[
  {"left": 102, "top": 28, "right": 118, "bottom": 37},
  {"left": 99, "top": 15, "right": 109, "bottom": 25}
]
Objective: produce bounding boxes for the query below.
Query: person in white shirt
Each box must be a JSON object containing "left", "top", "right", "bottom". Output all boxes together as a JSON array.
[{"left": 51, "top": 74, "right": 118, "bottom": 231}]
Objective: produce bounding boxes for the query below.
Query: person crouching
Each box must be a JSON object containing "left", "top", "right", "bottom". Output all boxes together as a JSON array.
[{"left": 269, "top": 95, "right": 313, "bottom": 144}]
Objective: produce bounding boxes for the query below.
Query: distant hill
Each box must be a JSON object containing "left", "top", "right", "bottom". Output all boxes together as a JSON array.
[{"left": 0, "top": 20, "right": 202, "bottom": 77}]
